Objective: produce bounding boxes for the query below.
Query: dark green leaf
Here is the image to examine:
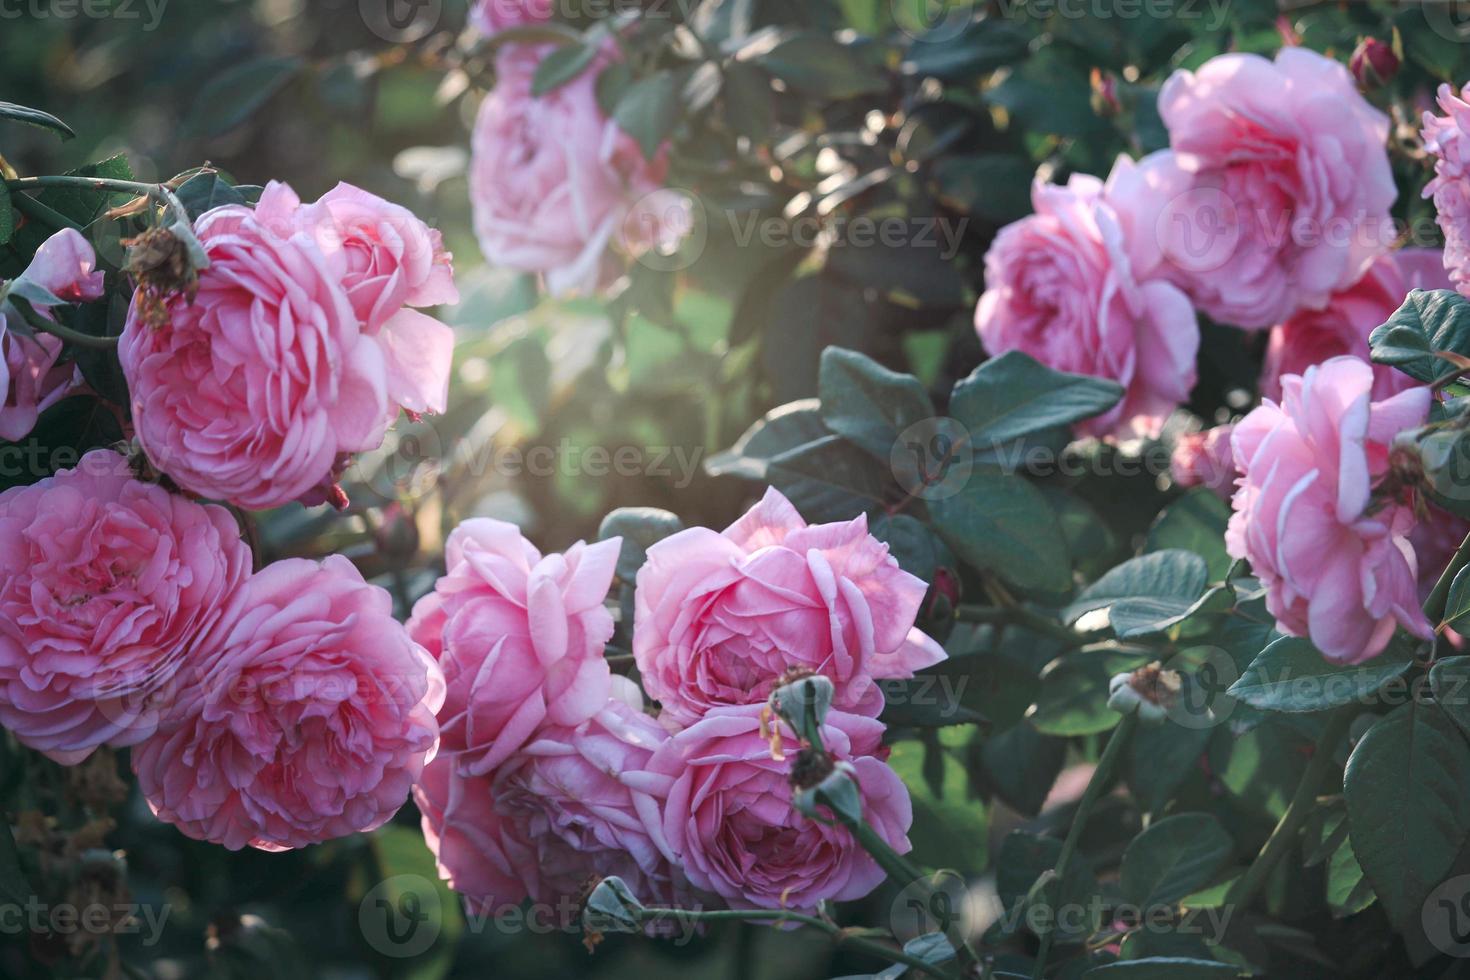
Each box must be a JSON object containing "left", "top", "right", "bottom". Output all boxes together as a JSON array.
[
  {"left": 1369, "top": 288, "right": 1470, "bottom": 385},
  {"left": 1063, "top": 550, "right": 1209, "bottom": 637},
  {"left": 173, "top": 171, "right": 247, "bottom": 221},
  {"left": 1127, "top": 719, "right": 1212, "bottom": 815},
  {"left": 1344, "top": 700, "right": 1470, "bottom": 929},
  {"left": 613, "top": 71, "right": 679, "bottom": 161},
  {"left": 765, "top": 433, "right": 891, "bottom": 521},
  {"left": 901, "top": 20, "right": 1031, "bottom": 80},
  {"left": 0, "top": 184, "right": 12, "bottom": 247},
  {"left": 1326, "top": 832, "right": 1376, "bottom": 918},
  {"left": 977, "top": 723, "right": 1065, "bottom": 816},
  {"left": 950, "top": 351, "right": 1123, "bottom": 452},
  {"left": 598, "top": 507, "right": 684, "bottom": 583},
  {"left": 186, "top": 56, "right": 305, "bottom": 137},
  {"left": 1445, "top": 565, "right": 1470, "bottom": 632},
  {"left": 1118, "top": 812, "right": 1233, "bottom": 909},
  {"left": 1228, "top": 637, "right": 1413, "bottom": 713},
  {"left": 533, "top": 43, "right": 600, "bottom": 96},
  {"left": 930, "top": 153, "right": 1034, "bottom": 225},
  {"left": 819, "top": 346, "right": 934, "bottom": 462},
  {"left": 994, "top": 830, "right": 1101, "bottom": 945},
  {"left": 736, "top": 29, "right": 887, "bottom": 99},
  {"left": 0, "top": 100, "right": 75, "bottom": 140},
  {"left": 1145, "top": 489, "right": 1233, "bottom": 581},
  {"left": 928, "top": 470, "right": 1071, "bottom": 593},
  {"left": 705, "top": 398, "right": 830, "bottom": 481},
  {"left": 1083, "top": 960, "right": 1241, "bottom": 979},
  {"left": 722, "top": 62, "right": 774, "bottom": 143},
  {"left": 871, "top": 512, "right": 941, "bottom": 581},
  {"left": 1030, "top": 648, "right": 1148, "bottom": 736},
  {"left": 1430, "top": 656, "right": 1470, "bottom": 737}
]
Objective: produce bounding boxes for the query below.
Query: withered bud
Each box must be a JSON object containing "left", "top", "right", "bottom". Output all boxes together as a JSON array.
[
  {"left": 126, "top": 226, "right": 199, "bottom": 328},
  {"left": 1108, "top": 661, "right": 1182, "bottom": 723},
  {"left": 788, "top": 745, "right": 836, "bottom": 792}
]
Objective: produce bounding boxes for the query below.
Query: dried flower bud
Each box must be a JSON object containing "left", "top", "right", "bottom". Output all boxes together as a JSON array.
[
  {"left": 126, "top": 226, "right": 198, "bottom": 328},
  {"left": 1108, "top": 661, "right": 1181, "bottom": 724}
]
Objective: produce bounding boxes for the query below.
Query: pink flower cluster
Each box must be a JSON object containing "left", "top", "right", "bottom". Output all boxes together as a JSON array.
[
  {"left": 413, "top": 489, "right": 930, "bottom": 917},
  {"left": 120, "top": 181, "right": 458, "bottom": 511},
  {"left": 0, "top": 451, "right": 443, "bottom": 850},
  {"left": 976, "top": 47, "right": 1398, "bottom": 439},
  {"left": 468, "top": 40, "right": 689, "bottom": 295}
]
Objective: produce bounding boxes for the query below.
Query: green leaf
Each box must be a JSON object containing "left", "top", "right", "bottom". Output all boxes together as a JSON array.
[
  {"left": 1083, "top": 960, "right": 1242, "bottom": 979},
  {"left": 186, "top": 56, "right": 305, "bottom": 137},
  {"left": 613, "top": 71, "right": 679, "bottom": 161},
  {"left": 722, "top": 62, "right": 774, "bottom": 142},
  {"left": 1344, "top": 700, "right": 1470, "bottom": 930},
  {"left": 173, "top": 171, "right": 248, "bottom": 220},
  {"left": 706, "top": 398, "right": 830, "bottom": 480},
  {"left": 765, "top": 433, "right": 891, "bottom": 521},
  {"left": 1146, "top": 489, "right": 1233, "bottom": 581},
  {"left": 1063, "top": 550, "right": 1209, "bottom": 637},
  {"left": 994, "top": 830, "right": 1101, "bottom": 945},
  {"left": 887, "top": 731, "right": 989, "bottom": 874},
  {"left": 819, "top": 346, "right": 935, "bottom": 462},
  {"left": 977, "top": 723, "right": 1066, "bottom": 817},
  {"left": 1119, "top": 812, "right": 1233, "bottom": 909},
  {"left": 1030, "top": 648, "right": 1148, "bottom": 736},
  {"left": 1445, "top": 565, "right": 1470, "bottom": 632},
  {"left": 950, "top": 351, "right": 1123, "bottom": 452},
  {"left": 928, "top": 470, "right": 1071, "bottom": 593},
  {"left": 1127, "top": 719, "right": 1212, "bottom": 815},
  {"left": 0, "top": 100, "right": 75, "bottom": 140},
  {"left": 532, "top": 43, "right": 600, "bottom": 95},
  {"left": 736, "top": 29, "right": 887, "bottom": 99},
  {"left": 598, "top": 507, "right": 684, "bottom": 583},
  {"left": 0, "top": 184, "right": 12, "bottom": 247},
  {"left": 1431, "top": 656, "right": 1470, "bottom": 737},
  {"left": 900, "top": 19, "right": 1031, "bottom": 80},
  {"left": 871, "top": 512, "right": 942, "bottom": 581},
  {"left": 1369, "top": 288, "right": 1470, "bottom": 385},
  {"left": 1209, "top": 718, "right": 1310, "bottom": 819},
  {"left": 930, "top": 154, "right": 1034, "bottom": 225},
  {"left": 1228, "top": 637, "right": 1413, "bottom": 713},
  {"left": 1326, "top": 833, "right": 1376, "bottom": 918}
]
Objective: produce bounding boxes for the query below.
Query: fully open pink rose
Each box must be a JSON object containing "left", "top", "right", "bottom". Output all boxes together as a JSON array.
[
  {"left": 408, "top": 519, "right": 620, "bottom": 776},
  {"left": 469, "top": 44, "right": 679, "bottom": 296},
  {"left": 634, "top": 488, "right": 945, "bottom": 729},
  {"left": 416, "top": 690, "right": 682, "bottom": 915},
  {"left": 120, "top": 183, "right": 390, "bottom": 510},
  {"left": 0, "top": 451, "right": 251, "bottom": 764},
  {"left": 133, "top": 555, "right": 443, "bottom": 851},
  {"left": 1262, "top": 250, "right": 1451, "bottom": 402},
  {"left": 1170, "top": 425, "right": 1236, "bottom": 499},
  {"left": 634, "top": 704, "right": 911, "bottom": 913},
  {"left": 974, "top": 157, "right": 1198, "bottom": 440},
  {"left": 1423, "top": 83, "right": 1470, "bottom": 293},
  {"left": 1226, "top": 357, "right": 1432, "bottom": 663},
  {"left": 470, "top": 0, "right": 553, "bottom": 34},
  {"left": 1, "top": 228, "right": 104, "bottom": 440},
  {"left": 1156, "top": 47, "right": 1396, "bottom": 328}
]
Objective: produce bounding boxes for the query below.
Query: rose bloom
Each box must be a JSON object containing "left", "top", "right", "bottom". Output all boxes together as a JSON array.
[
  {"left": 1170, "top": 424, "right": 1236, "bottom": 499},
  {"left": 634, "top": 487, "right": 945, "bottom": 729},
  {"left": 1, "top": 228, "right": 104, "bottom": 440},
  {"left": 469, "top": 44, "right": 685, "bottom": 296},
  {"left": 974, "top": 156, "right": 1198, "bottom": 440},
  {"left": 1226, "top": 356, "right": 1432, "bottom": 663},
  {"left": 120, "top": 183, "right": 391, "bottom": 510},
  {"left": 416, "top": 686, "right": 684, "bottom": 914},
  {"left": 634, "top": 704, "right": 912, "bottom": 913},
  {"left": 1262, "top": 249, "right": 1451, "bottom": 402},
  {"left": 470, "top": 0, "right": 553, "bottom": 34},
  {"left": 1156, "top": 47, "right": 1396, "bottom": 328},
  {"left": 0, "top": 450, "right": 251, "bottom": 764},
  {"left": 285, "top": 182, "right": 459, "bottom": 418},
  {"left": 1423, "top": 83, "right": 1470, "bottom": 293},
  {"left": 133, "top": 556, "right": 443, "bottom": 850},
  {"left": 408, "top": 519, "right": 620, "bottom": 776}
]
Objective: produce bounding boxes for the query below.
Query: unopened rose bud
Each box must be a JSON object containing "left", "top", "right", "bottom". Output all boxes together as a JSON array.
[
  {"left": 373, "top": 503, "right": 420, "bottom": 560},
  {"left": 1349, "top": 37, "right": 1399, "bottom": 91},
  {"left": 1108, "top": 662, "right": 1181, "bottom": 724}
]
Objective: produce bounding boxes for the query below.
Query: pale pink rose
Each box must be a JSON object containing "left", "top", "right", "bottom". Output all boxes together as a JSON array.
[
  {"left": 634, "top": 704, "right": 912, "bottom": 913},
  {"left": 974, "top": 157, "right": 1198, "bottom": 440},
  {"left": 634, "top": 488, "right": 945, "bottom": 729},
  {"left": 1156, "top": 47, "right": 1397, "bottom": 328},
  {"left": 416, "top": 692, "right": 684, "bottom": 915},
  {"left": 1262, "top": 250, "right": 1452, "bottom": 402},
  {"left": 469, "top": 44, "right": 679, "bottom": 296},
  {"left": 133, "top": 555, "right": 443, "bottom": 851},
  {"left": 0, "top": 228, "right": 104, "bottom": 440},
  {"left": 1226, "top": 356, "right": 1432, "bottom": 664},
  {"left": 120, "top": 183, "right": 390, "bottom": 510},
  {"left": 288, "top": 182, "right": 459, "bottom": 417},
  {"left": 470, "top": 0, "right": 553, "bottom": 34},
  {"left": 407, "top": 519, "right": 619, "bottom": 776},
  {"left": 1423, "top": 83, "right": 1470, "bottom": 293},
  {"left": 0, "top": 450, "right": 251, "bottom": 764},
  {"left": 1170, "top": 425, "right": 1237, "bottom": 499}
]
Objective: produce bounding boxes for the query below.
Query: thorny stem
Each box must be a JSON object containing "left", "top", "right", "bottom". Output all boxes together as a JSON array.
[{"left": 6, "top": 295, "right": 117, "bottom": 349}]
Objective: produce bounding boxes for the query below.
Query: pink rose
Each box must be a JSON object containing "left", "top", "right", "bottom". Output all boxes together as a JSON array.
[
  {"left": 1170, "top": 425, "right": 1237, "bottom": 499},
  {"left": 288, "top": 182, "right": 459, "bottom": 417},
  {"left": 974, "top": 157, "right": 1198, "bottom": 440},
  {"left": 133, "top": 555, "right": 443, "bottom": 851},
  {"left": 634, "top": 488, "right": 945, "bottom": 729},
  {"left": 1423, "top": 83, "right": 1470, "bottom": 294},
  {"left": 1262, "top": 250, "right": 1452, "bottom": 402},
  {"left": 1156, "top": 48, "right": 1396, "bottom": 328},
  {"left": 416, "top": 690, "right": 683, "bottom": 914},
  {"left": 407, "top": 519, "right": 620, "bottom": 776},
  {"left": 635, "top": 704, "right": 912, "bottom": 912},
  {"left": 470, "top": 0, "right": 553, "bottom": 34},
  {"left": 1226, "top": 356, "right": 1432, "bottom": 663},
  {"left": 120, "top": 183, "right": 390, "bottom": 510},
  {"left": 0, "top": 450, "right": 251, "bottom": 764},
  {"left": 469, "top": 44, "right": 680, "bottom": 296},
  {"left": 0, "top": 228, "right": 104, "bottom": 440}
]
